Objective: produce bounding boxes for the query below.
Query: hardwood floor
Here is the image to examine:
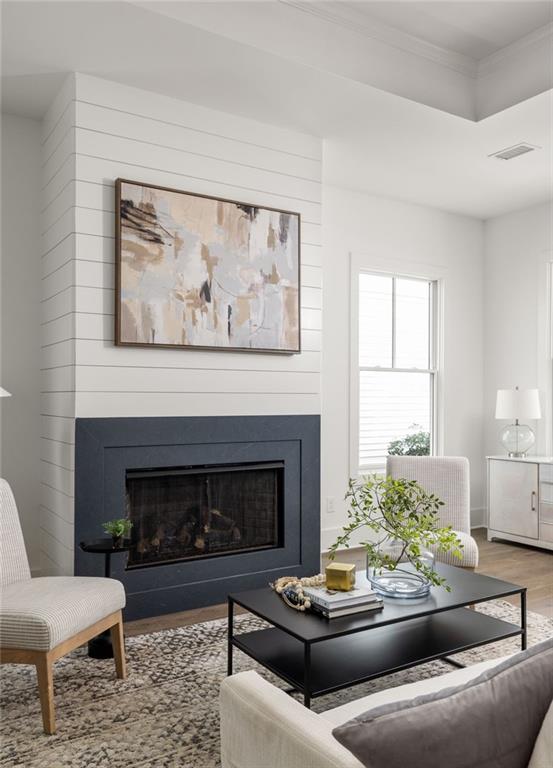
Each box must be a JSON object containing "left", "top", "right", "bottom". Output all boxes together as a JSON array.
[
  {"left": 126, "top": 602, "right": 246, "bottom": 637},
  {"left": 125, "top": 528, "right": 553, "bottom": 636},
  {"left": 472, "top": 528, "right": 553, "bottom": 618}
]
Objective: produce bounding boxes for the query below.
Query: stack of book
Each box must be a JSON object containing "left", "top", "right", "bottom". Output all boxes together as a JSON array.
[{"left": 303, "top": 584, "right": 383, "bottom": 619}]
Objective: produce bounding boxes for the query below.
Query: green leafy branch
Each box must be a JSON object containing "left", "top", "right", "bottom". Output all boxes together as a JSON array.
[
  {"left": 329, "top": 475, "right": 463, "bottom": 590},
  {"left": 102, "top": 518, "right": 133, "bottom": 538}
]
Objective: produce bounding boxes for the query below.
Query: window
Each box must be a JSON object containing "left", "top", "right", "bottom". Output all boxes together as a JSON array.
[{"left": 355, "top": 272, "right": 438, "bottom": 472}]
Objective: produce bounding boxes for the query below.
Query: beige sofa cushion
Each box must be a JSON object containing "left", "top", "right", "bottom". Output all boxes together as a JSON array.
[
  {"left": 321, "top": 657, "right": 508, "bottom": 727},
  {"left": 0, "top": 576, "right": 125, "bottom": 651}
]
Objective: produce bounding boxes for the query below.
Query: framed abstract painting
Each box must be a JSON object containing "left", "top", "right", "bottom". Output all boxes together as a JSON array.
[{"left": 115, "top": 179, "right": 301, "bottom": 353}]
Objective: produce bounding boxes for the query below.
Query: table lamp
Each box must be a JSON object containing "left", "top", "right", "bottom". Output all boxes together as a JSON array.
[{"left": 495, "top": 386, "right": 541, "bottom": 457}]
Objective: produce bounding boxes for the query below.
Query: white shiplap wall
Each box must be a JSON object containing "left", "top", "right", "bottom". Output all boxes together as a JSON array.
[
  {"left": 40, "top": 73, "right": 322, "bottom": 572},
  {"left": 40, "top": 76, "right": 77, "bottom": 575}
]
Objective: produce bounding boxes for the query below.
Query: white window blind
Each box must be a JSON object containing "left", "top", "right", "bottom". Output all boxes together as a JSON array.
[{"left": 358, "top": 273, "right": 437, "bottom": 471}]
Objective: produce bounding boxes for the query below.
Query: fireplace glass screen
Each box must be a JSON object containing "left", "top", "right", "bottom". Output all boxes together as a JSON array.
[{"left": 125, "top": 462, "right": 283, "bottom": 568}]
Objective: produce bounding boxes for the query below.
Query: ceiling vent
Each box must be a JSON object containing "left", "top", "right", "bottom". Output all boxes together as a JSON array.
[{"left": 489, "top": 143, "right": 539, "bottom": 161}]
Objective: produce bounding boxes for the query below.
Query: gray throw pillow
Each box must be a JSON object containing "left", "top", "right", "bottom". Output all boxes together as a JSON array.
[{"left": 333, "top": 638, "right": 553, "bottom": 768}]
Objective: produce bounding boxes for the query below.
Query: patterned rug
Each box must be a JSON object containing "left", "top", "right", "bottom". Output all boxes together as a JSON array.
[{"left": 1, "top": 600, "right": 551, "bottom": 768}]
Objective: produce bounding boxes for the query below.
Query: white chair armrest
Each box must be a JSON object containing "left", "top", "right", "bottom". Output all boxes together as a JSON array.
[{"left": 220, "top": 671, "right": 363, "bottom": 768}]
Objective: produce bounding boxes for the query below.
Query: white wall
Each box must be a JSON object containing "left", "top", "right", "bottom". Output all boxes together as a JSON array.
[
  {"left": 1, "top": 113, "right": 42, "bottom": 572},
  {"left": 484, "top": 201, "right": 553, "bottom": 459},
  {"left": 321, "top": 182, "right": 485, "bottom": 549},
  {"left": 71, "top": 74, "right": 322, "bottom": 419},
  {"left": 40, "top": 73, "right": 322, "bottom": 573},
  {"left": 40, "top": 76, "right": 77, "bottom": 575},
  {"left": 6, "top": 71, "right": 549, "bottom": 577}
]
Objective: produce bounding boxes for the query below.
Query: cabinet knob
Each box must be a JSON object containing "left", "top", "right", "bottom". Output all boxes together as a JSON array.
[{"left": 531, "top": 491, "right": 537, "bottom": 512}]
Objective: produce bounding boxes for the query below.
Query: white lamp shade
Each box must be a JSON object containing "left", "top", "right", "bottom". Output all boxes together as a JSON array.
[
  {"left": 0, "top": 387, "right": 11, "bottom": 398},
  {"left": 495, "top": 388, "right": 541, "bottom": 420}
]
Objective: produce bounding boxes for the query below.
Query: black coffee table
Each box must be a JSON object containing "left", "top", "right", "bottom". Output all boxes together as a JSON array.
[{"left": 227, "top": 564, "right": 526, "bottom": 707}]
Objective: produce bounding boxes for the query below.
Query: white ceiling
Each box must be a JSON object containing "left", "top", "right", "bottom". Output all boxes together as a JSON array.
[
  {"left": 1, "top": 0, "right": 551, "bottom": 219},
  {"left": 344, "top": 1, "right": 553, "bottom": 59},
  {"left": 136, "top": 0, "right": 553, "bottom": 117},
  {"left": 325, "top": 84, "right": 552, "bottom": 220}
]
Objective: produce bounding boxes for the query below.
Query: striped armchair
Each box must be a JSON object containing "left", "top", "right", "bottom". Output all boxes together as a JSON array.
[
  {"left": 0, "top": 479, "right": 127, "bottom": 734},
  {"left": 386, "top": 456, "right": 479, "bottom": 569}
]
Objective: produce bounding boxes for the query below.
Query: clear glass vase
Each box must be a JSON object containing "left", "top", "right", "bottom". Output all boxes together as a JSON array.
[{"left": 366, "top": 537, "right": 435, "bottom": 599}]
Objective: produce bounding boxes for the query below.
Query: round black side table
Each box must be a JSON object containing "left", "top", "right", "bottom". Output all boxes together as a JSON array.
[{"left": 79, "top": 539, "right": 131, "bottom": 659}]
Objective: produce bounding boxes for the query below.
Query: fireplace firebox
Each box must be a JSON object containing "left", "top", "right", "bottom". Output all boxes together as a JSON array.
[{"left": 126, "top": 462, "right": 284, "bottom": 568}]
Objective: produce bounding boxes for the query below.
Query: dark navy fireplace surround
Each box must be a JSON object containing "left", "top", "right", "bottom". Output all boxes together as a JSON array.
[{"left": 75, "top": 415, "right": 320, "bottom": 620}]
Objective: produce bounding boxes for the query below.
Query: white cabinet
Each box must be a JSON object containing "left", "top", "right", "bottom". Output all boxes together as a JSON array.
[
  {"left": 487, "top": 457, "right": 553, "bottom": 551},
  {"left": 488, "top": 460, "right": 538, "bottom": 538}
]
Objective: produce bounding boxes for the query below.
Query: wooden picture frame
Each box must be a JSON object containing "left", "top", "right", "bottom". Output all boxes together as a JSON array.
[{"left": 115, "top": 179, "right": 301, "bottom": 354}]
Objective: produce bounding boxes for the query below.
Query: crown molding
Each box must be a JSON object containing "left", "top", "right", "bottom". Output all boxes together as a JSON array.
[
  {"left": 279, "top": 0, "right": 478, "bottom": 78},
  {"left": 478, "top": 21, "right": 553, "bottom": 78}
]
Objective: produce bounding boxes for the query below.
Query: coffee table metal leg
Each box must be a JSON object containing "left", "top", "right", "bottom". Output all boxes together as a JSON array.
[
  {"left": 521, "top": 590, "right": 527, "bottom": 651},
  {"left": 227, "top": 597, "right": 234, "bottom": 676},
  {"left": 303, "top": 643, "right": 311, "bottom": 708},
  {"left": 442, "top": 656, "right": 465, "bottom": 669}
]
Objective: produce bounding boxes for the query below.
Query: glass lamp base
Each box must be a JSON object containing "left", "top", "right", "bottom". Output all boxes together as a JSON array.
[{"left": 500, "top": 423, "right": 535, "bottom": 458}]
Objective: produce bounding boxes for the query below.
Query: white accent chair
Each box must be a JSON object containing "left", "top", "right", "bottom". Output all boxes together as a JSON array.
[
  {"left": 0, "top": 479, "right": 127, "bottom": 734},
  {"left": 386, "top": 456, "right": 479, "bottom": 569}
]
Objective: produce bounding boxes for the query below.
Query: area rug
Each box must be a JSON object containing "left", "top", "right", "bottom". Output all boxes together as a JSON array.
[{"left": 1, "top": 601, "right": 551, "bottom": 768}]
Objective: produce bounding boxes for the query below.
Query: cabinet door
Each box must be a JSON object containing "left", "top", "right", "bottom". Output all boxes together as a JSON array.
[{"left": 489, "top": 461, "right": 538, "bottom": 539}]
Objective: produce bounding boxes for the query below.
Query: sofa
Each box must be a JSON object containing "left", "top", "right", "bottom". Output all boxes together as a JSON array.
[
  {"left": 220, "top": 658, "right": 501, "bottom": 768},
  {"left": 220, "top": 650, "right": 552, "bottom": 768}
]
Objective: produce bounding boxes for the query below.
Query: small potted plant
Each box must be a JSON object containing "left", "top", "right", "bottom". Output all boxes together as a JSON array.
[
  {"left": 329, "top": 475, "right": 463, "bottom": 598},
  {"left": 102, "top": 518, "right": 133, "bottom": 549}
]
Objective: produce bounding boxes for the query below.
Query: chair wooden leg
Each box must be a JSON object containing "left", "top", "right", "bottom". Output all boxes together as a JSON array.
[
  {"left": 36, "top": 653, "right": 55, "bottom": 735},
  {"left": 2, "top": 611, "right": 127, "bottom": 735},
  {"left": 110, "top": 612, "right": 127, "bottom": 680}
]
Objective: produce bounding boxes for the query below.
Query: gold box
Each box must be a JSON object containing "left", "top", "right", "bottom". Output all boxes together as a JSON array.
[{"left": 325, "top": 562, "right": 356, "bottom": 591}]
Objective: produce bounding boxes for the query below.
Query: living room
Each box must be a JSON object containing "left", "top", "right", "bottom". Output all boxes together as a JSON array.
[{"left": 0, "top": 1, "right": 552, "bottom": 766}]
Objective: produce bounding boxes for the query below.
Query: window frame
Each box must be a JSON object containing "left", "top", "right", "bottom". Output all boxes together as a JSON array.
[{"left": 349, "top": 255, "right": 444, "bottom": 477}]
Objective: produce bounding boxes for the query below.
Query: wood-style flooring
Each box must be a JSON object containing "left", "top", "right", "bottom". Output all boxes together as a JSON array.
[
  {"left": 125, "top": 528, "right": 553, "bottom": 637},
  {"left": 472, "top": 528, "right": 552, "bottom": 618}
]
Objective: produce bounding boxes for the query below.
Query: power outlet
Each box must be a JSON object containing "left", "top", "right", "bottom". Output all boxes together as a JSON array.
[{"left": 326, "top": 497, "right": 336, "bottom": 514}]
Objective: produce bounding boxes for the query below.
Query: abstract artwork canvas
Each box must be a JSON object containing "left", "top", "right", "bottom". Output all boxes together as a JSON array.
[{"left": 115, "top": 179, "right": 301, "bottom": 353}]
